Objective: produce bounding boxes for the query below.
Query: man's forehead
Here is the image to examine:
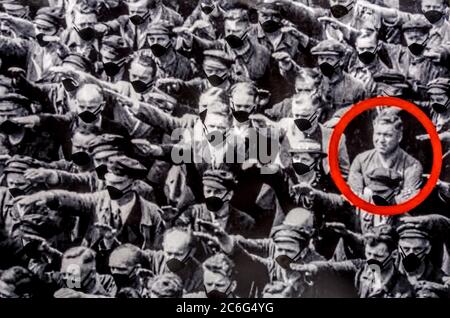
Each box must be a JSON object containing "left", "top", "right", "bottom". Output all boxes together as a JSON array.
[
  {"left": 109, "top": 250, "right": 135, "bottom": 267},
  {"left": 203, "top": 59, "right": 228, "bottom": 71},
  {"left": 75, "top": 13, "right": 97, "bottom": 23},
  {"left": 422, "top": 0, "right": 443, "bottom": 6},
  {"left": 404, "top": 29, "right": 428, "bottom": 36},
  {"left": 164, "top": 232, "right": 190, "bottom": 249},
  {"left": 77, "top": 89, "right": 103, "bottom": 104},
  {"left": 293, "top": 152, "right": 314, "bottom": 160},
  {"left": 204, "top": 270, "right": 228, "bottom": 283},
  {"left": 275, "top": 239, "right": 299, "bottom": 249},
  {"left": 428, "top": 87, "right": 447, "bottom": 95},
  {"left": 130, "top": 62, "right": 154, "bottom": 75},
  {"left": 231, "top": 90, "right": 256, "bottom": 103},
  {"left": 399, "top": 237, "right": 429, "bottom": 246},
  {"left": 205, "top": 112, "right": 228, "bottom": 125},
  {"left": 73, "top": 132, "right": 95, "bottom": 143},
  {"left": 292, "top": 98, "right": 315, "bottom": 111},
  {"left": 61, "top": 258, "right": 84, "bottom": 271},
  {"left": 356, "top": 37, "right": 377, "bottom": 48}
]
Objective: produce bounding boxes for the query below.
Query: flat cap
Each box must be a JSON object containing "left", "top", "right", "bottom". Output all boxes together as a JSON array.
[
  {"left": 146, "top": 22, "right": 172, "bottom": 36},
  {"left": 364, "top": 224, "right": 398, "bottom": 245},
  {"left": 289, "top": 139, "right": 327, "bottom": 156},
  {"left": 102, "top": 35, "right": 132, "bottom": 57},
  {"left": 87, "top": 134, "right": 128, "bottom": 156},
  {"left": 270, "top": 224, "right": 312, "bottom": 243},
  {"left": 203, "top": 50, "right": 233, "bottom": 68},
  {"left": 311, "top": 39, "right": 346, "bottom": 56},
  {"left": 397, "top": 223, "right": 430, "bottom": 240},
  {"left": 108, "top": 155, "right": 147, "bottom": 178},
  {"left": 202, "top": 169, "right": 236, "bottom": 190},
  {"left": 62, "top": 53, "right": 93, "bottom": 74},
  {"left": 427, "top": 77, "right": 450, "bottom": 94},
  {"left": 402, "top": 15, "right": 432, "bottom": 32},
  {"left": 271, "top": 208, "right": 315, "bottom": 242}
]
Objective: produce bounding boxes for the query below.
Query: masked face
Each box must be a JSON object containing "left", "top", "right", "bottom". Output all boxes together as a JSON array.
[
  {"left": 61, "top": 77, "right": 79, "bottom": 92},
  {"left": 357, "top": 41, "right": 378, "bottom": 65},
  {"left": 200, "top": 1, "right": 216, "bottom": 15},
  {"left": 329, "top": 0, "right": 354, "bottom": 18},
  {"left": 399, "top": 238, "right": 430, "bottom": 273},
  {"left": 292, "top": 99, "right": 320, "bottom": 132},
  {"left": 274, "top": 240, "right": 304, "bottom": 270},
  {"left": 111, "top": 266, "right": 137, "bottom": 290},
  {"left": 230, "top": 91, "right": 257, "bottom": 123},
  {"left": 105, "top": 173, "right": 134, "bottom": 201},
  {"left": 94, "top": 164, "right": 108, "bottom": 180},
  {"left": 203, "top": 62, "right": 229, "bottom": 87},
  {"left": 129, "top": 10, "right": 151, "bottom": 25},
  {"left": 129, "top": 62, "right": 155, "bottom": 93},
  {"left": 103, "top": 58, "right": 127, "bottom": 77},
  {"left": 71, "top": 132, "right": 95, "bottom": 168},
  {"left": 224, "top": 17, "right": 249, "bottom": 49},
  {"left": 365, "top": 242, "right": 394, "bottom": 271},
  {"left": 78, "top": 105, "right": 103, "bottom": 123},
  {"left": 130, "top": 80, "right": 152, "bottom": 94},
  {"left": 60, "top": 259, "right": 96, "bottom": 292},
  {"left": 422, "top": 1, "right": 445, "bottom": 24},
  {"left": 259, "top": 12, "right": 283, "bottom": 33},
  {"left": 71, "top": 151, "right": 91, "bottom": 167},
  {"left": 294, "top": 111, "right": 319, "bottom": 132},
  {"left": 147, "top": 34, "right": 171, "bottom": 57},
  {"left": 74, "top": 25, "right": 96, "bottom": 42},
  {"left": 203, "top": 185, "right": 230, "bottom": 212},
  {"left": 163, "top": 232, "right": 192, "bottom": 273},
  {"left": 203, "top": 112, "right": 229, "bottom": 145},
  {"left": 204, "top": 271, "right": 233, "bottom": 299},
  {"left": 404, "top": 30, "right": 428, "bottom": 56},
  {"left": 35, "top": 23, "right": 58, "bottom": 47},
  {"left": 292, "top": 153, "right": 317, "bottom": 176},
  {"left": 429, "top": 92, "right": 450, "bottom": 114},
  {"left": 7, "top": 172, "right": 33, "bottom": 198},
  {"left": 317, "top": 55, "right": 340, "bottom": 78}
]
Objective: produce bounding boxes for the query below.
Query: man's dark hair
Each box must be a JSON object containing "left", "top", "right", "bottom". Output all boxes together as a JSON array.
[
  {"left": 373, "top": 112, "right": 403, "bottom": 133},
  {"left": 364, "top": 224, "right": 399, "bottom": 252}
]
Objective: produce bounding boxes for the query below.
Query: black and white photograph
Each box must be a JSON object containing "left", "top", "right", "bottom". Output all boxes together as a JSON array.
[{"left": 0, "top": 0, "right": 449, "bottom": 301}]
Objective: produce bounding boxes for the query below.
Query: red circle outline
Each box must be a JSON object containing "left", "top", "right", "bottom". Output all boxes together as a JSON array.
[{"left": 329, "top": 97, "right": 442, "bottom": 216}]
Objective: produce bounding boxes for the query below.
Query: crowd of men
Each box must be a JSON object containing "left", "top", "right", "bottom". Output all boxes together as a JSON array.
[{"left": 0, "top": 0, "right": 449, "bottom": 298}]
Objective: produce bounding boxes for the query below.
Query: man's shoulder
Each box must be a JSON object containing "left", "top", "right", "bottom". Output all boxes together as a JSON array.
[
  {"left": 399, "top": 149, "right": 422, "bottom": 168},
  {"left": 353, "top": 149, "right": 377, "bottom": 163}
]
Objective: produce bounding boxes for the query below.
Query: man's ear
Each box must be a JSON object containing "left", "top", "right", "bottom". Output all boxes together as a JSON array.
[{"left": 398, "top": 130, "right": 403, "bottom": 143}]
